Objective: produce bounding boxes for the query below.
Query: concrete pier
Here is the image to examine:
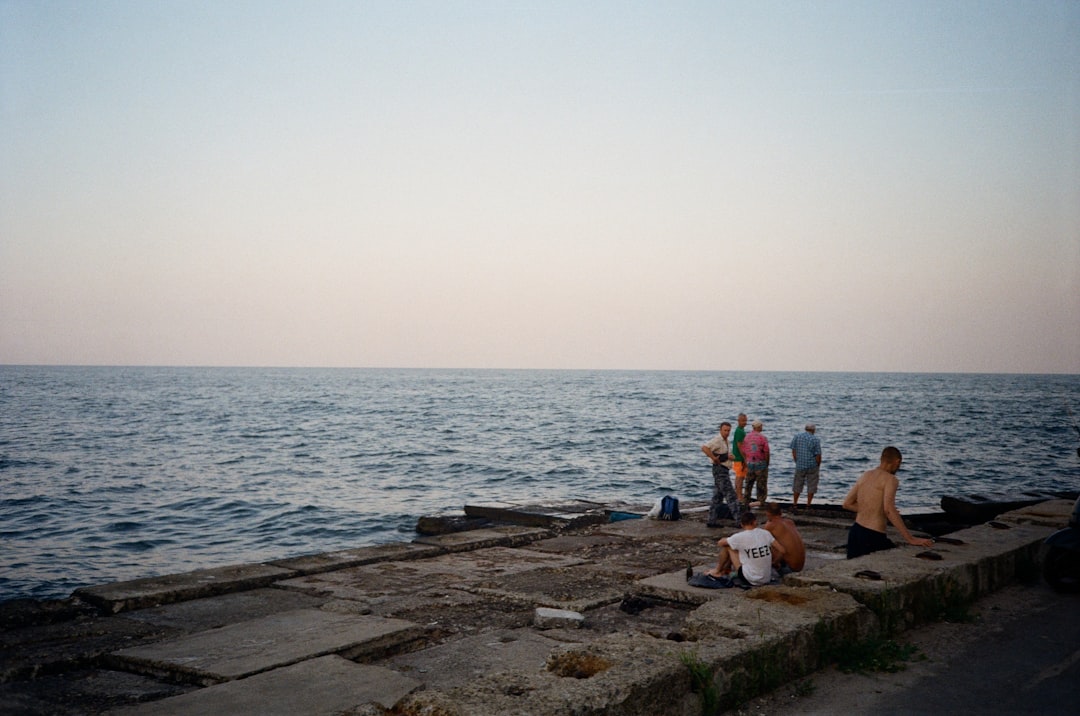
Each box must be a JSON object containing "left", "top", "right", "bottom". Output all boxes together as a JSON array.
[{"left": 0, "top": 499, "right": 1072, "bottom": 715}]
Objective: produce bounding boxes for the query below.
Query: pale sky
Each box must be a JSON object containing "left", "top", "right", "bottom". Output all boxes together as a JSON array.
[{"left": 2, "top": 1, "right": 1078, "bottom": 373}]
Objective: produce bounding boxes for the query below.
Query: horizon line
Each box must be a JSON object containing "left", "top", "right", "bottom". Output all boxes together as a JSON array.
[{"left": 2, "top": 363, "right": 1078, "bottom": 377}]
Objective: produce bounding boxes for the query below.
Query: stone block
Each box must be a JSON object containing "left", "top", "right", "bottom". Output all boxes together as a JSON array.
[{"left": 534, "top": 607, "right": 584, "bottom": 629}]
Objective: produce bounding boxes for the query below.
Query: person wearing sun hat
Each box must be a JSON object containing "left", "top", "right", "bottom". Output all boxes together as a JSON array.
[{"left": 741, "top": 419, "right": 770, "bottom": 506}]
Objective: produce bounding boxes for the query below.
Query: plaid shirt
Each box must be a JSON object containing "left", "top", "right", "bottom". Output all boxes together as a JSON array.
[{"left": 790, "top": 431, "right": 821, "bottom": 469}]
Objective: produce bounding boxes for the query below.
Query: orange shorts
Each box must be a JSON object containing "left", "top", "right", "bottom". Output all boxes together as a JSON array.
[{"left": 733, "top": 461, "right": 747, "bottom": 478}]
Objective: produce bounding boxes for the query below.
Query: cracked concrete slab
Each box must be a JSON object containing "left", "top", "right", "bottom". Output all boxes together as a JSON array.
[
  {"left": 117, "top": 588, "right": 326, "bottom": 633},
  {"left": 275, "top": 547, "right": 585, "bottom": 602},
  {"left": 75, "top": 564, "right": 297, "bottom": 614},
  {"left": 111, "top": 609, "right": 422, "bottom": 684},
  {"left": 268, "top": 542, "right": 444, "bottom": 575},
  {"left": 108, "top": 655, "right": 421, "bottom": 715},
  {"left": 412, "top": 525, "right": 555, "bottom": 551},
  {"left": 465, "top": 563, "right": 634, "bottom": 611},
  {"left": 386, "top": 630, "right": 565, "bottom": 692}
]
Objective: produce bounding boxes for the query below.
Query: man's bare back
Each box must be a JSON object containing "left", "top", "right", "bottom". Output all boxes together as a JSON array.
[
  {"left": 844, "top": 467, "right": 894, "bottom": 533},
  {"left": 842, "top": 448, "right": 933, "bottom": 551},
  {"left": 763, "top": 504, "right": 806, "bottom": 571}
]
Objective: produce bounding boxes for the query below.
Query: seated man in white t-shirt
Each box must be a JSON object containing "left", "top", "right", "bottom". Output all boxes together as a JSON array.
[{"left": 706, "top": 510, "right": 785, "bottom": 586}]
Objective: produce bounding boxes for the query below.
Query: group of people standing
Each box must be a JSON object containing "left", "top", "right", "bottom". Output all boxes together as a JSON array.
[
  {"left": 700, "top": 414, "right": 821, "bottom": 528},
  {"left": 700, "top": 418, "right": 932, "bottom": 584}
]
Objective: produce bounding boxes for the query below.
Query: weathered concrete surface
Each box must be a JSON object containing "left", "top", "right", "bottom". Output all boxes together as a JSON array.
[
  {"left": 1, "top": 613, "right": 180, "bottom": 684},
  {"left": 267, "top": 542, "right": 444, "bottom": 576},
  {"left": 274, "top": 546, "right": 586, "bottom": 604},
  {"left": 534, "top": 607, "right": 585, "bottom": 629},
  {"left": 107, "top": 655, "right": 421, "bottom": 716},
  {"left": 411, "top": 525, "right": 555, "bottom": 551},
  {"left": 2, "top": 500, "right": 1071, "bottom": 715},
  {"left": 398, "top": 631, "right": 705, "bottom": 716},
  {"left": 392, "top": 579, "right": 862, "bottom": 716},
  {"left": 463, "top": 500, "right": 611, "bottom": 530},
  {"left": 1, "top": 668, "right": 196, "bottom": 715},
  {"left": 386, "top": 629, "right": 567, "bottom": 692},
  {"left": 116, "top": 587, "right": 326, "bottom": 633},
  {"left": 110, "top": 609, "right": 422, "bottom": 685},
  {"left": 74, "top": 564, "right": 297, "bottom": 614},
  {"left": 786, "top": 519, "right": 1049, "bottom": 629},
  {"left": 998, "top": 497, "right": 1075, "bottom": 528}
]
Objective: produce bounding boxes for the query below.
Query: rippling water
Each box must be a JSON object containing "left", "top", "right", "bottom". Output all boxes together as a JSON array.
[{"left": 2, "top": 366, "right": 1078, "bottom": 601}]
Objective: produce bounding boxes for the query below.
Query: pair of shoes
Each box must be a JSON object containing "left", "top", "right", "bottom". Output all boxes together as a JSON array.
[
  {"left": 706, "top": 521, "right": 722, "bottom": 528},
  {"left": 688, "top": 572, "right": 734, "bottom": 589},
  {"left": 731, "top": 573, "right": 752, "bottom": 590}
]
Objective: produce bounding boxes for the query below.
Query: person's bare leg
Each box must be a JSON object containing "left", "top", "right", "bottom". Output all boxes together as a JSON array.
[{"left": 706, "top": 546, "right": 734, "bottom": 577}]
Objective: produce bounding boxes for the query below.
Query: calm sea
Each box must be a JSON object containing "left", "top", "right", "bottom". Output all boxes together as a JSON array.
[{"left": 2, "top": 367, "right": 1078, "bottom": 602}]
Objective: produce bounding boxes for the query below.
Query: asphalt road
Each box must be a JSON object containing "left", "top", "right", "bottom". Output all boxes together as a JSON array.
[{"left": 736, "top": 576, "right": 1080, "bottom": 715}]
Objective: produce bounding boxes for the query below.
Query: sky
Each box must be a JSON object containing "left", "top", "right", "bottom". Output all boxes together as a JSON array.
[{"left": 1, "top": 1, "right": 1078, "bottom": 373}]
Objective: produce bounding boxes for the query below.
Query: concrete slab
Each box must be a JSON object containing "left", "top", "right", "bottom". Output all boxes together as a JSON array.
[
  {"left": 785, "top": 520, "right": 1053, "bottom": 630},
  {"left": 530, "top": 534, "right": 721, "bottom": 579},
  {"left": 75, "top": 564, "right": 297, "bottom": 614},
  {"left": 412, "top": 525, "right": 554, "bottom": 551},
  {"left": 398, "top": 631, "right": 702, "bottom": 716},
  {"left": 1, "top": 613, "right": 180, "bottom": 684},
  {"left": 267, "top": 542, "right": 444, "bottom": 575},
  {"left": 111, "top": 608, "right": 423, "bottom": 684},
  {"left": 274, "top": 547, "right": 585, "bottom": 603},
  {"left": 386, "top": 629, "right": 565, "bottom": 692},
  {"left": 117, "top": 587, "right": 325, "bottom": 633},
  {"left": 998, "top": 498, "right": 1074, "bottom": 528},
  {"left": 681, "top": 584, "right": 877, "bottom": 644},
  {"left": 463, "top": 500, "right": 610, "bottom": 530},
  {"left": 465, "top": 563, "right": 635, "bottom": 611},
  {"left": 636, "top": 564, "right": 746, "bottom": 606},
  {"left": 108, "top": 655, "right": 421, "bottom": 716},
  {"left": 593, "top": 514, "right": 722, "bottom": 541},
  {"left": 394, "top": 584, "right": 874, "bottom": 716},
  {"left": 525, "top": 532, "right": 635, "bottom": 554},
  {"left": 0, "top": 668, "right": 196, "bottom": 715},
  {"left": 317, "top": 587, "right": 537, "bottom": 638}
]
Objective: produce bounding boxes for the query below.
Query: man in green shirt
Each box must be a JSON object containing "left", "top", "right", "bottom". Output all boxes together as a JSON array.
[{"left": 732, "top": 413, "right": 748, "bottom": 503}]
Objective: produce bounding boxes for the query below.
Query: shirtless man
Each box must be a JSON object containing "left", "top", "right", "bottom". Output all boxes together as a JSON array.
[
  {"left": 762, "top": 502, "right": 805, "bottom": 572},
  {"left": 842, "top": 446, "right": 934, "bottom": 559}
]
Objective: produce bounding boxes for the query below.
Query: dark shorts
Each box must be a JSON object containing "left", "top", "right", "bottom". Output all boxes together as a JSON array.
[{"left": 846, "top": 521, "right": 895, "bottom": 559}]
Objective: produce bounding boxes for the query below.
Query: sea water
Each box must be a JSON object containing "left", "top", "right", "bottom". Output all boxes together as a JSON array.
[{"left": 2, "top": 366, "right": 1078, "bottom": 602}]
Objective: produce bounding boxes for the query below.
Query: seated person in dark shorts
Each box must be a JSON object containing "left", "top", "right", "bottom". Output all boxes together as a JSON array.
[{"left": 842, "top": 446, "right": 934, "bottom": 559}]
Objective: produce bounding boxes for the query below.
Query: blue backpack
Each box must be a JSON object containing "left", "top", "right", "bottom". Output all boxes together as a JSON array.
[{"left": 659, "top": 495, "right": 681, "bottom": 521}]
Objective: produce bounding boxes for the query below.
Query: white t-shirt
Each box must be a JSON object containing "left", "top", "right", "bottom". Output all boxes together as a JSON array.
[{"left": 726, "top": 527, "right": 776, "bottom": 586}]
